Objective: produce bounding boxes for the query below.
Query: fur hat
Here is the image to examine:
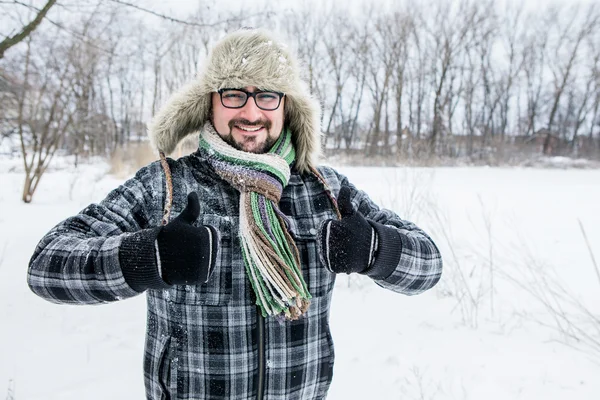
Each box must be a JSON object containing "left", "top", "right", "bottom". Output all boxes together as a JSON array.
[{"left": 148, "top": 28, "right": 322, "bottom": 174}]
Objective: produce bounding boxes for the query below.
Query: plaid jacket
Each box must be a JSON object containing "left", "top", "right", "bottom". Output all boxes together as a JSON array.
[{"left": 28, "top": 148, "right": 443, "bottom": 400}]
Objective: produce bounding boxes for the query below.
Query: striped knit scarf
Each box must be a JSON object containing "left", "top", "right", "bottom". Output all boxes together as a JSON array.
[{"left": 199, "top": 123, "right": 311, "bottom": 321}]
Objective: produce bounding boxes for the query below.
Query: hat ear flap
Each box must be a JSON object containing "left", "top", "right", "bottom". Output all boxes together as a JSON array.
[
  {"left": 148, "top": 82, "right": 211, "bottom": 154},
  {"left": 284, "top": 92, "right": 322, "bottom": 174}
]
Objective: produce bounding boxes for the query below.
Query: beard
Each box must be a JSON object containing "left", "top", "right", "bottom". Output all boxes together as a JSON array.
[
  {"left": 224, "top": 118, "right": 277, "bottom": 154},
  {"left": 224, "top": 134, "right": 278, "bottom": 154}
]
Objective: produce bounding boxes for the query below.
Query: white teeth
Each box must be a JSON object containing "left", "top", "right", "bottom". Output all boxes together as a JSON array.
[{"left": 236, "top": 125, "right": 263, "bottom": 132}]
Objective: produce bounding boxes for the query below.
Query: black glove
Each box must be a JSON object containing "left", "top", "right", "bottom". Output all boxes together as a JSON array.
[
  {"left": 157, "top": 192, "right": 218, "bottom": 285},
  {"left": 318, "top": 186, "right": 379, "bottom": 274}
]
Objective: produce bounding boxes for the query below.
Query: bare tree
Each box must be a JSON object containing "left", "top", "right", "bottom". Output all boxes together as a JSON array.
[
  {"left": 67, "top": 2, "right": 109, "bottom": 163},
  {"left": 476, "top": 11, "right": 500, "bottom": 144},
  {"left": 589, "top": 41, "right": 600, "bottom": 141},
  {"left": 0, "top": 64, "right": 21, "bottom": 142},
  {"left": 463, "top": 37, "right": 481, "bottom": 157},
  {"left": 284, "top": 8, "right": 329, "bottom": 124},
  {"left": 343, "top": 22, "right": 370, "bottom": 150},
  {"left": 522, "top": 14, "right": 548, "bottom": 138},
  {"left": 391, "top": 11, "right": 413, "bottom": 157},
  {"left": 422, "top": 0, "right": 483, "bottom": 155},
  {"left": 18, "top": 34, "right": 77, "bottom": 203},
  {"left": 498, "top": 2, "right": 525, "bottom": 138},
  {"left": 567, "top": 37, "right": 600, "bottom": 154},
  {"left": 408, "top": 16, "right": 430, "bottom": 142},
  {"left": 365, "top": 10, "right": 398, "bottom": 156},
  {"left": 321, "top": 11, "right": 354, "bottom": 148},
  {"left": 543, "top": 4, "right": 599, "bottom": 155}
]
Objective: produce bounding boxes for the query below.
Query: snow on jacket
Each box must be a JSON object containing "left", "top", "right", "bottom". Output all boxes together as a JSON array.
[{"left": 28, "top": 147, "right": 443, "bottom": 400}]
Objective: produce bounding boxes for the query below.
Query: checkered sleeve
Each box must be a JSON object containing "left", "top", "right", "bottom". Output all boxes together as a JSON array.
[
  {"left": 27, "top": 162, "right": 169, "bottom": 305},
  {"left": 319, "top": 167, "right": 442, "bottom": 295}
]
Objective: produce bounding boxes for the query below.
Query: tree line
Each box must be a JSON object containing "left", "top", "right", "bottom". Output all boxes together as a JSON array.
[{"left": 1, "top": 0, "right": 599, "bottom": 202}]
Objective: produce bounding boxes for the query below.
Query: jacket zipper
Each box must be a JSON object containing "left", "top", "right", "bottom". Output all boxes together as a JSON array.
[{"left": 257, "top": 309, "right": 266, "bottom": 400}]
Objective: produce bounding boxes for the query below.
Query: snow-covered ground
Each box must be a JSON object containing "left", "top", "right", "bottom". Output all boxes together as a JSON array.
[{"left": 1, "top": 155, "right": 599, "bottom": 399}]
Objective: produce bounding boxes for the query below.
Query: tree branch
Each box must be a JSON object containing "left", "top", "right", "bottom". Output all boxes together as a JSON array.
[{"left": 0, "top": 0, "right": 57, "bottom": 59}]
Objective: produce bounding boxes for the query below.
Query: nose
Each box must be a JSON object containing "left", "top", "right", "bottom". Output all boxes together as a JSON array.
[{"left": 238, "top": 96, "right": 263, "bottom": 121}]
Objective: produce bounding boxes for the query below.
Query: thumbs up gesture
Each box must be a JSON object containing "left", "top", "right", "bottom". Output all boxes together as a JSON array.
[
  {"left": 157, "top": 192, "right": 219, "bottom": 285},
  {"left": 318, "top": 186, "right": 379, "bottom": 274}
]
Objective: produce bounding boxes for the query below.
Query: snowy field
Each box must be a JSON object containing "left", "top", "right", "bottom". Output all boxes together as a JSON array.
[{"left": 1, "top": 155, "right": 599, "bottom": 399}]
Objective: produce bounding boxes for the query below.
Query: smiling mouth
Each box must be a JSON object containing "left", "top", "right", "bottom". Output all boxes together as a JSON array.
[
  {"left": 229, "top": 119, "right": 271, "bottom": 134},
  {"left": 235, "top": 125, "right": 264, "bottom": 133}
]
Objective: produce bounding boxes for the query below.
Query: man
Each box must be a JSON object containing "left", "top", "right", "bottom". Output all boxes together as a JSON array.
[{"left": 28, "top": 29, "right": 442, "bottom": 400}]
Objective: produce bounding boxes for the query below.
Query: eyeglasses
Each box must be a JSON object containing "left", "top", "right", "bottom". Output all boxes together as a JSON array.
[{"left": 217, "top": 88, "right": 284, "bottom": 111}]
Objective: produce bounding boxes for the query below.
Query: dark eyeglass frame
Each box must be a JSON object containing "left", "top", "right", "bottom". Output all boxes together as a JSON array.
[{"left": 217, "top": 88, "right": 285, "bottom": 111}]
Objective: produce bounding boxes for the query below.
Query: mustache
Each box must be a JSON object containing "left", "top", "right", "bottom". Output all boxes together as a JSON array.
[{"left": 228, "top": 118, "right": 272, "bottom": 131}]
